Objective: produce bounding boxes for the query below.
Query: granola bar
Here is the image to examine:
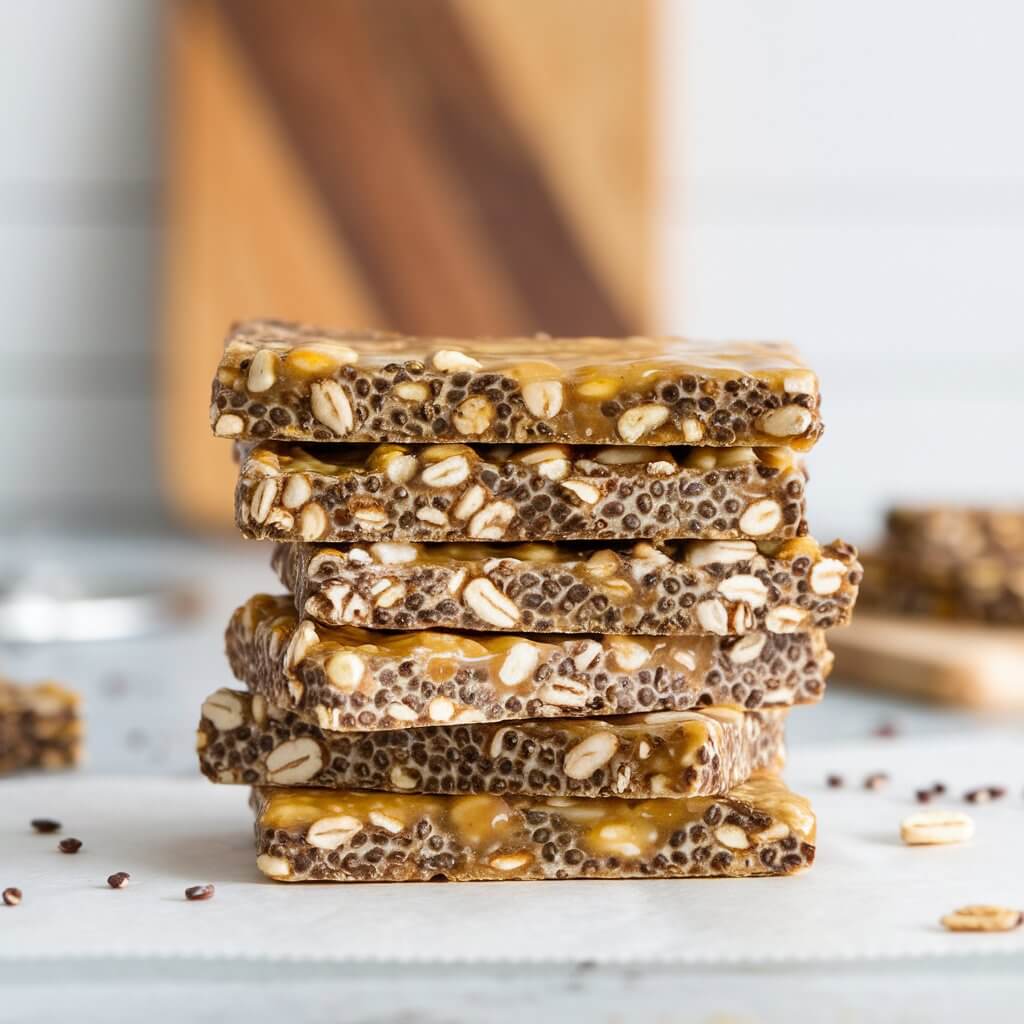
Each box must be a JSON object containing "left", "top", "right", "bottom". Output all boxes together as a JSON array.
[
  {"left": 0, "top": 679, "right": 83, "bottom": 775},
  {"left": 273, "top": 537, "right": 861, "bottom": 636},
  {"left": 237, "top": 441, "right": 807, "bottom": 543},
  {"left": 226, "top": 595, "right": 831, "bottom": 731},
  {"left": 211, "top": 320, "right": 823, "bottom": 449},
  {"left": 199, "top": 688, "right": 786, "bottom": 799},
  {"left": 252, "top": 774, "right": 816, "bottom": 881},
  {"left": 859, "top": 551, "right": 1024, "bottom": 625}
]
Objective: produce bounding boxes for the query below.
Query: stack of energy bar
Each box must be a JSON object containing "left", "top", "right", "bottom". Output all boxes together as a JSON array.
[
  {"left": 832, "top": 507, "right": 1024, "bottom": 708},
  {"left": 200, "top": 321, "right": 860, "bottom": 882}
]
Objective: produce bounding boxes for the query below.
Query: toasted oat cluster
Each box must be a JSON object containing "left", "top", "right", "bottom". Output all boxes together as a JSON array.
[
  {"left": 0, "top": 679, "right": 83, "bottom": 775},
  {"left": 199, "top": 688, "right": 787, "bottom": 799},
  {"left": 273, "top": 537, "right": 861, "bottom": 637},
  {"left": 252, "top": 774, "right": 816, "bottom": 882},
  {"left": 225, "top": 596, "right": 830, "bottom": 732},
  {"left": 211, "top": 320, "right": 823, "bottom": 449},
  {"left": 236, "top": 442, "right": 808, "bottom": 544}
]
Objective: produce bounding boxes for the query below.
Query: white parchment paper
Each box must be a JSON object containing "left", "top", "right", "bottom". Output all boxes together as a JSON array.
[{"left": 2, "top": 732, "right": 1023, "bottom": 964}]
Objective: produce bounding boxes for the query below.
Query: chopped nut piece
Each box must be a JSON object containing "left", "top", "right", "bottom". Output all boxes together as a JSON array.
[
  {"left": 758, "top": 405, "right": 813, "bottom": 438},
  {"left": 3, "top": 887, "right": 22, "bottom": 906},
  {"left": 739, "top": 499, "right": 783, "bottom": 537},
  {"left": 810, "top": 558, "right": 847, "bottom": 596},
  {"left": 941, "top": 906, "right": 1023, "bottom": 933},
  {"left": 247, "top": 349, "right": 278, "bottom": 393},
  {"left": 31, "top": 819, "right": 61, "bottom": 834},
  {"left": 433, "top": 349, "right": 482, "bottom": 372},
  {"left": 310, "top": 380, "right": 354, "bottom": 436},
  {"left": 900, "top": 810, "right": 975, "bottom": 846},
  {"left": 563, "top": 732, "right": 620, "bottom": 779},
  {"left": 107, "top": 872, "right": 130, "bottom": 889},
  {"left": 58, "top": 838, "right": 82, "bottom": 854},
  {"left": 863, "top": 773, "right": 889, "bottom": 791},
  {"left": 453, "top": 396, "right": 494, "bottom": 435},
  {"left": 307, "top": 815, "right": 362, "bottom": 850},
  {"left": 718, "top": 574, "right": 768, "bottom": 609},
  {"left": 201, "top": 690, "right": 245, "bottom": 732},
  {"left": 522, "top": 380, "right": 563, "bottom": 418},
  {"left": 185, "top": 884, "right": 215, "bottom": 901},
  {"left": 265, "top": 738, "right": 324, "bottom": 784},
  {"left": 214, "top": 413, "right": 244, "bottom": 437},
  {"left": 617, "top": 404, "right": 669, "bottom": 443},
  {"left": 421, "top": 455, "right": 470, "bottom": 488},
  {"left": 686, "top": 540, "right": 757, "bottom": 568}
]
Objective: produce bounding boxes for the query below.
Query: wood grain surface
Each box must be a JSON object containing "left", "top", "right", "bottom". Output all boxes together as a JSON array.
[{"left": 161, "top": 0, "right": 653, "bottom": 528}]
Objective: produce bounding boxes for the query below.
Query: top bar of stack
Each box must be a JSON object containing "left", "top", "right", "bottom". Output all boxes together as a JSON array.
[{"left": 211, "top": 319, "right": 823, "bottom": 450}]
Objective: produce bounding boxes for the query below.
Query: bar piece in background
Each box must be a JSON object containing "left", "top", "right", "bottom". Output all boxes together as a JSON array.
[
  {"left": 833, "top": 505, "right": 1024, "bottom": 708},
  {"left": 0, "top": 678, "right": 83, "bottom": 775}
]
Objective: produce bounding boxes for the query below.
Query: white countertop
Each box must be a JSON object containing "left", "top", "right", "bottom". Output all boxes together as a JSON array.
[{"left": 1, "top": 532, "right": 1022, "bottom": 1022}]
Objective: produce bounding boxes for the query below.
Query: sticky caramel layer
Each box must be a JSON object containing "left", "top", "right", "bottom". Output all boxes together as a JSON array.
[
  {"left": 226, "top": 595, "right": 830, "bottom": 732},
  {"left": 252, "top": 774, "right": 816, "bottom": 882},
  {"left": 211, "top": 320, "right": 823, "bottom": 449},
  {"left": 0, "top": 679, "right": 83, "bottom": 775},
  {"left": 198, "top": 687, "right": 786, "bottom": 799},
  {"left": 237, "top": 441, "right": 807, "bottom": 543},
  {"left": 274, "top": 537, "right": 861, "bottom": 637}
]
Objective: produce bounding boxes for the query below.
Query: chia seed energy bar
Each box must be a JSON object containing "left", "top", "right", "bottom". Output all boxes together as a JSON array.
[
  {"left": 211, "top": 320, "right": 824, "bottom": 449},
  {"left": 199, "top": 687, "right": 787, "bottom": 799},
  {"left": 226, "top": 595, "right": 831, "bottom": 732},
  {"left": 0, "top": 679, "right": 83, "bottom": 775},
  {"left": 273, "top": 537, "right": 861, "bottom": 637},
  {"left": 251, "top": 774, "right": 816, "bottom": 882},
  {"left": 884, "top": 507, "right": 1024, "bottom": 566},
  {"left": 237, "top": 441, "right": 807, "bottom": 544},
  {"left": 859, "top": 551, "right": 1024, "bottom": 626}
]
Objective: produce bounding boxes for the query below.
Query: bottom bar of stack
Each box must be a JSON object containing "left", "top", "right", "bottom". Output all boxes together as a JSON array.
[{"left": 251, "top": 775, "right": 816, "bottom": 882}]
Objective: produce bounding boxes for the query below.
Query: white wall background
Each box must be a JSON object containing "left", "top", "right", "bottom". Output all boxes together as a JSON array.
[
  {"left": 1, "top": 1, "right": 1022, "bottom": 540},
  {"left": 0, "top": 0, "right": 161, "bottom": 528},
  {"left": 661, "top": 0, "right": 1024, "bottom": 543}
]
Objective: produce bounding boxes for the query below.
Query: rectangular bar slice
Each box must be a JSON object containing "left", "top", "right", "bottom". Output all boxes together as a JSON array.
[
  {"left": 884, "top": 507, "right": 1024, "bottom": 566},
  {"left": 0, "top": 679, "right": 83, "bottom": 775},
  {"left": 211, "top": 320, "right": 823, "bottom": 449},
  {"left": 227, "top": 596, "right": 830, "bottom": 731},
  {"left": 238, "top": 441, "right": 807, "bottom": 544},
  {"left": 199, "top": 688, "right": 786, "bottom": 799},
  {"left": 252, "top": 774, "right": 816, "bottom": 882},
  {"left": 274, "top": 537, "right": 861, "bottom": 636},
  {"left": 859, "top": 551, "right": 1024, "bottom": 626}
]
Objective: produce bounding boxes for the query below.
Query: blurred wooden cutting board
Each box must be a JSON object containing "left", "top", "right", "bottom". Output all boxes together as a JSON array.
[
  {"left": 831, "top": 613, "right": 1024, "bottom": 711},
  {"left": 161, "top": 0, "right": 654, "bottom": 529}
]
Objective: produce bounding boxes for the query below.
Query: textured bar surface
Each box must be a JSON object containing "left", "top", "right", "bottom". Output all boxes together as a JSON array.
[
  {"left": 859, "top": 552, "right": 1024, "bottom": 626},
  {"left": 274, "top": 537, "right": 861, "bottom": 636},
  {"left": 237, "top": 441, "right": 807, "bottom": 543},
  {"left": 0, "top": 679, "right": 83, "bottom": 775},
  {"left": 211, "top": 320, "right": 823, "bottom": 449},
  {"left": 226, "top": 596, "right": 830, "bottom": 732},
  {"left": 884, "top": 507, "right": 1024, "bottom": 566},
  {"left": 199, "top": 688, "right": 786, "bottom": 798},
  {"left": 252, "top": 774, "right": 816, "bottom": 882}
]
